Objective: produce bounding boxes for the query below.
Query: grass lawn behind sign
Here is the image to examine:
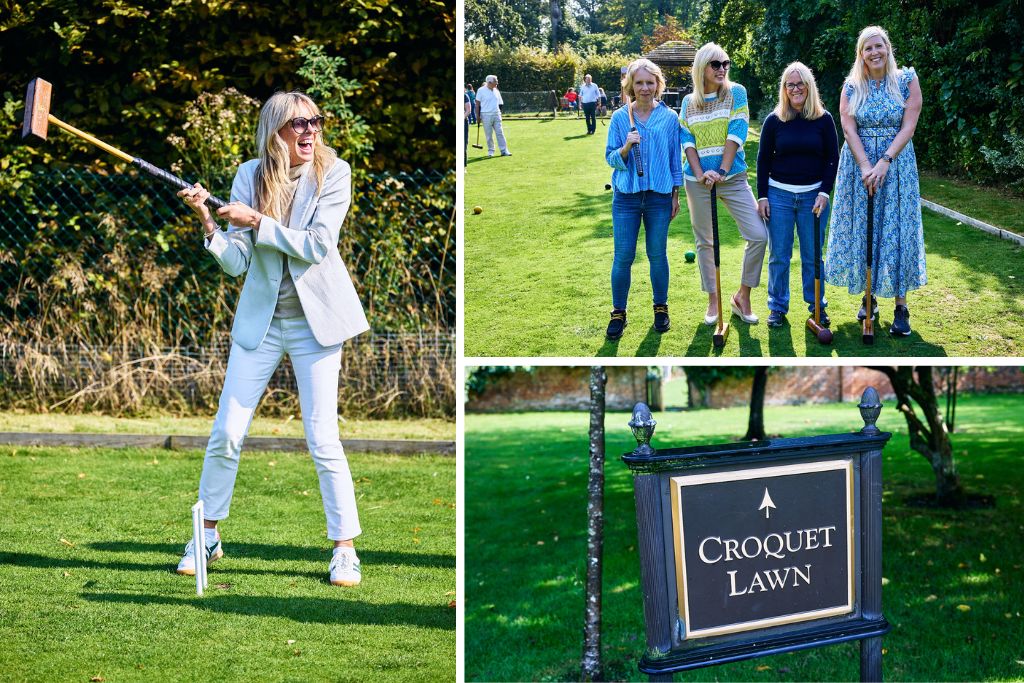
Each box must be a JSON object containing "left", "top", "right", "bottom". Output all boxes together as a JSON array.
[
  {"left": 0, "top": 446, "right": 455, "bottom": 682},
  {"left": 464, "top": 394, "right": 1024, "bottom": 681},
  {"left": 464, "top": 119, "right": 1024, "bottom": 357}
]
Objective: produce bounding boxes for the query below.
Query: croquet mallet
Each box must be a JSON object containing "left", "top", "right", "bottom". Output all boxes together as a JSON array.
[
  {"left": 862, "top": 192, "right": 875, "bottom": 345},
  {"left": 806, "top": 210, "right": 833, "bottom": 344},
  {"left": 624, "top": 96, "right": 644, "bottom": 177},
  {"left": 711, "top": 184, "right": 730, "bottom": 348},
  {"left": 23, "top": 78, "right": 227, "bottom": 208},
  {"left": 472, "top": 120, "right": 483, "bottom": 150}
]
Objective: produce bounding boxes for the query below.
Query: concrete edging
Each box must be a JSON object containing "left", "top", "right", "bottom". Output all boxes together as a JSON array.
[
  {"left": 0, "top": 432, "right": 454, "bottom": 456},
  {"left": 921, "top": 198, "right": 1024, "bottom": 247}
]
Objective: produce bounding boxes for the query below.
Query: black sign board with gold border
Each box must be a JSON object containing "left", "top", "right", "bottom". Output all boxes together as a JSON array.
[{"left": 622, "top": 388, "right": 891, "bottom": 682}]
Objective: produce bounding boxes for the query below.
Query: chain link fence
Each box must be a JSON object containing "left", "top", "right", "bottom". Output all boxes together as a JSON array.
[{"left": 0, "top": 167, "right": 454, "bottom": 417}]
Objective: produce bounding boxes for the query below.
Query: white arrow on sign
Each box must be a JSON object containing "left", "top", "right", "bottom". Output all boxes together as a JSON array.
[{"left": 759, "top": 487, "right": 776, "bottom": 519}]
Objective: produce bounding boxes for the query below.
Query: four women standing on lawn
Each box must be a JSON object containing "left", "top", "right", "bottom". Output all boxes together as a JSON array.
[
  {"left": 604, "top": 28, "right": 925, "bottom": 342},
  {"left": 757, "top": 62, "right": 839, "bottom": 329},
  {"left": 603, "top": 58, "right": 682, "bottom": 339}
]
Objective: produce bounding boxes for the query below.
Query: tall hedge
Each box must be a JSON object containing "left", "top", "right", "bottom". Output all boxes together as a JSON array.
[
  {"left": 0, "top": 0, "right": 454, "bottom": 174},
  {"left": 466, "top": 42, "right": 637, "bottom": 95}
]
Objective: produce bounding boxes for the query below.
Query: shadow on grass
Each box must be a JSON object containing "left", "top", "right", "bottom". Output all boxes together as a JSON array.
[
  {"left": 634, "top": 325, "right": 663, "bottom": 356},
  {"left": 88, "top": 541, "right": 455, "bottom": 568},
  {"left": 82, "top": 591, "right": 455, "bottom": 629}
]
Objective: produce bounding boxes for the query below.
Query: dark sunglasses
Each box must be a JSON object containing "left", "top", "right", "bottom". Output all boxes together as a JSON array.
[
  {"left": 288, "top": 115, "right": 325, "bottom": 134},
  {"left": 709, "top": 60, "right": 731, "bottom": 71}
]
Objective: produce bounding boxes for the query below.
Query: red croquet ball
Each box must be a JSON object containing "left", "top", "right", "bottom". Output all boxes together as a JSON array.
[{"left": 818, "top": 328, "right": 833, "bottom": 345}]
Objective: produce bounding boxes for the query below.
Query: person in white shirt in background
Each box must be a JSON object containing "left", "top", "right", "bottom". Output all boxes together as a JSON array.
[
  {"left": 475, "top": 75, "right": 511, "bottom": 157},
  {"left": 579, "top": 74, "right": 601, "bottom": 135}
]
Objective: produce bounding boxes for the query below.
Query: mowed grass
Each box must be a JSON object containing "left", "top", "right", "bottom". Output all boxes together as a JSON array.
[
  {"left": 0, "top": 446, "right": 455, "bottom": 682},
  {"left": 465, "top": 394, "right": 1024, "bottom": 681},
  {"left": 464, "top": 118, "right": 1024, "bottom": 357},
  {"left": 0, "top": 411, "right": 454, "bottom": 441}
]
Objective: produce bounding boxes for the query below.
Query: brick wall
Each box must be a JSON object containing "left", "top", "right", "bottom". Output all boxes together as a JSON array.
[
  {"left": 683, "top": 367, "right": 1024, "bottom": 409},
  {"left": 467, "top": 367, "right": 651, "bottom": 412}
]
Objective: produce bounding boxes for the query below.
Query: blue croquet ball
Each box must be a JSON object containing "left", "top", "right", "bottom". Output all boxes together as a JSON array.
[{"left": 684, "top": 250, "right": 696, "bottom": 263}]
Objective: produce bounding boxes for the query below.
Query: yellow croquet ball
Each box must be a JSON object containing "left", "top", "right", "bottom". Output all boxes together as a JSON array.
[{"left": 473, "top": 206, "right": 483, "bottom": 214}]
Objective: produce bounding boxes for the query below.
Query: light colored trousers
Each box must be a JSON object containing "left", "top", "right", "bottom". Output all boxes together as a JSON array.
[
  {"left": 685, "top": 173, "right": 768, "bottom": 293},
  {"left": 481, "top": 112, "right": 509, "bottom": 154},
  {"left": 198, "top": 317, "right": 361, "bottom": 541}
]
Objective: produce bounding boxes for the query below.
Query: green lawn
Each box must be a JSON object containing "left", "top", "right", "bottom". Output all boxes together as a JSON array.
[
  {"left": 0, "top": 446, "right": 455, "bottom": 681},
  {"left": 0, "top": 411, "right": 454, "bottom": 441},
  {"left": 465, "top": 394, "right": 1024, "bottom": 681},
  {"left": 919, "top": 171, "right": 1024, "bottom": 237},
  {"left": 464, "top": 119, "right": 1024, "bottom": 357}
]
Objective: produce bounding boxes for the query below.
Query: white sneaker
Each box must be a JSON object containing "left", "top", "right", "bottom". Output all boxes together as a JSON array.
[
  {"left": 330, "top": 548, "right": 361, "bottom": 586},
  {"left": 176, "top": 530, "right": 223, "bottom": 576}
]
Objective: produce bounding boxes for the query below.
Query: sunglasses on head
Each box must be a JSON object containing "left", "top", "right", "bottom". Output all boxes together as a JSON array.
[
  {"left": 288, "top": 115, "right": 325, "bottom": 134},
  {"left": 709, "top": 60, "right": 731, "bottom": 71}
]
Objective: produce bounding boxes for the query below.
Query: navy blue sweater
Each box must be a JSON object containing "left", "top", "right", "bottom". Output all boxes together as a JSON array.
[{"left": 756, "top": 111, "right": 840, "bottom": 199}]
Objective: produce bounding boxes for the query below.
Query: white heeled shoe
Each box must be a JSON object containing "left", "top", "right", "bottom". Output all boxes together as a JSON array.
[{"left": 731, "top": 297, "right": 759, "bottom": 325}]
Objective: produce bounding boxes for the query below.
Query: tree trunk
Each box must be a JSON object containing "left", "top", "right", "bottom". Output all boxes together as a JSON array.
[
  {"left": 549, "top": 0, "right": 562, "bottom": 51},
  {"left": 743, "top": 367, "right": 768, "bottom": 441},
  {"left": 872, "top": 366, "right": 964, "bottom": 505},
  {"left": 582, "top": 366, "right": 606, "bottom": 681}
]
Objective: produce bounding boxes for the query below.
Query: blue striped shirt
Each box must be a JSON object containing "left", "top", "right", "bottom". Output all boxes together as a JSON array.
[{"left": 605, "top": 102, "right": 683, "bottom": 194}]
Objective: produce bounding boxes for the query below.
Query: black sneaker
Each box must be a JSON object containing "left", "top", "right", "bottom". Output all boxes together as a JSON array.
[
  {"left": 818, "top": 309, "right": 831, "bottom": 328},
  {"left": 653, "top": 304, "right": 670, "bottom": 333},
  {"left": 606, "top": 309, "right": 627, "bottom": 339},
  {"left": 767, "top": 310, "right": 786, "bottom": 327},
  {"left": 857, "top": 295, "right": 878, "bottom": 321},
  {"left": 890, "top": 305, "right": 911, "bottom": 336}
]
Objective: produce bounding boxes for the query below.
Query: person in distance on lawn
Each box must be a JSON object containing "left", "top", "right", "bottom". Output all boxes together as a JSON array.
[
  {"left": 476, "top": 75, "right": 511, "bottom": 157},
  {"left": 679, "top": 42, "right": 768, "bottom": 328},
  {"left": 757, "top": 62, "right": 839, "bottom": 329},
  {"left": 176, "top": 91, "right": 367, "bottom": 587},
  {"left": 604, "top": 58, "right": 682, "bottom": 339},
  {"left": 579, "top": 74, "right": 601, "bottom": 134},
  {"left": 824, "top": 25, "right": 925, "bottom": 336}
]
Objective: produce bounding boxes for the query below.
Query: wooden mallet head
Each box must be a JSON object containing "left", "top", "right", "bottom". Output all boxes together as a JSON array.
[{"left": 22, "top": 78, "right": 52, "bottom": 141}]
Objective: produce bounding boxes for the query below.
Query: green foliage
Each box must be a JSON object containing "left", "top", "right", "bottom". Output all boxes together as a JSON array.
[
  {"left": 692, "top": 0, "right": 1024, "bottom": 181},
  {"left": 465, "top": 366, "right": 530, "bottom": 397},
  {"left": 466, "top": 41, "right": 636, "bottom": 94},
  {"left": 295, "top": 44, "right": 373, "bottom": 172},
  {"left": 166, "top": 88, "right": 261, "bottom": 182},
  {"left": 980, "top": 133, "right": 1024, "bottom": 192},
  {"left": 683, "top": 366, "right": 762, "bottom": 392},
  {"left": 0, "top": 0, "right": 452, "bottom": 174}
]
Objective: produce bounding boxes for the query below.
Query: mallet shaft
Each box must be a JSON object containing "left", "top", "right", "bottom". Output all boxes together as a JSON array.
[{"left": 49, "top": 114, "right": 134, "bottom": 163}]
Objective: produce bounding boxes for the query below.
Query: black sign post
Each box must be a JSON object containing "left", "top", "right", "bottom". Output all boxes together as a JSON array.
[{"left": 623, "top": 388, "right": 890, "bottom": 681}]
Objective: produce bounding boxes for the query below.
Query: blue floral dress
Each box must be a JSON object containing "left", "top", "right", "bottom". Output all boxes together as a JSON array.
[{"left": 824, "top": 68, "right": 925, "bottom": 297}]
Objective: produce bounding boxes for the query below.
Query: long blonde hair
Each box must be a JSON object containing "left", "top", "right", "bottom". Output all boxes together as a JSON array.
[
  {"left": 845, "top": 26, "right": 904, "bottom": 117},
  {"left": 691, "top": 43, "right": 732, "bottom": 100},
  {"left": 621, "top": 58, "right": 666, "bottom": 101},
  {"left": 774, "top": 62, "right": 826, "bottom": 122},
  {"left": 253, "top": 91, "right": 337, "bottom": 221}
]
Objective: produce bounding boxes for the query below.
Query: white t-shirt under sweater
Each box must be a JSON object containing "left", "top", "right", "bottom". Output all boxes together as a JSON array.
[{"left": 273, "top": 163, "right": 309, "bottom": 319}]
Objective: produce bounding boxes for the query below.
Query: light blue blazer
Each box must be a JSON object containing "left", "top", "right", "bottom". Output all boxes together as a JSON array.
[{"left": 205, "top": 157, "right": 370, "bottom": 350}]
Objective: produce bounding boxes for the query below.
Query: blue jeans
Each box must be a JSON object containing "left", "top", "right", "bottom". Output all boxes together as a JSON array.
[
  {"left": 611, "top": 190, "right": 672, "bottom": 309},
  {"left": 766, "top": 186, "right": 830, "bottom": 315}
]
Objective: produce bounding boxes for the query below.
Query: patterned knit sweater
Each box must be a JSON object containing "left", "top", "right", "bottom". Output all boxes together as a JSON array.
[{"left": 678, "top": 83, "right": 750, "bottom": 181}]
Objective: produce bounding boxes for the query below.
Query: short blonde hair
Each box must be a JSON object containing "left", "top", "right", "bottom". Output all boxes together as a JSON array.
[
  {"left": 621, "top": 58, "right": 666, "bottom": 101},
  {"left": 691, "top": 42, "right": 732, "bottom": 100},
  {"left": 774, "top": 62, "right": 826, "bottom": 122}
]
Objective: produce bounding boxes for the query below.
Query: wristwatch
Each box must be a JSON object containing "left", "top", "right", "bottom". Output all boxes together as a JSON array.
[
  {"left": 717, "top": 167, "right": 728, "bottom": 177},
  {"left": 881, "top": 153, "right": 893, "bottom": 163}
]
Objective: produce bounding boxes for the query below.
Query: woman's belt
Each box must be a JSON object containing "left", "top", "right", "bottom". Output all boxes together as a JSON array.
[{"left": 859, "top": 126, "right": 900, "bottom": 137}]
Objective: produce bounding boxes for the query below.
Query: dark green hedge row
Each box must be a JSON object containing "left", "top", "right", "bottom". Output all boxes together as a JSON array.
[
  {"left": 465, "top": 42, "right": 635, "bottom": 96},
  {"left": 0, "top": 0, "right": 453, "bottom": 175}
]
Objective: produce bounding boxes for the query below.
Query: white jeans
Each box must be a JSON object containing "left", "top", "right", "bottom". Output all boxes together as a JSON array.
[
  {"left": 198, "top": 317, "right": 361, "bottom": 541},
  {"left": 481, "top": 112, "right": 509, "bottom": 154}
]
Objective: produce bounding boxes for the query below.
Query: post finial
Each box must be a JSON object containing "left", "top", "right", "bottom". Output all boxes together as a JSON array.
[
  {"left": 629, "top": 402, "right": 657, "bottom": 457},
  {"left": 859, "top": 387, "right": 883, "bottom": 435}
]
